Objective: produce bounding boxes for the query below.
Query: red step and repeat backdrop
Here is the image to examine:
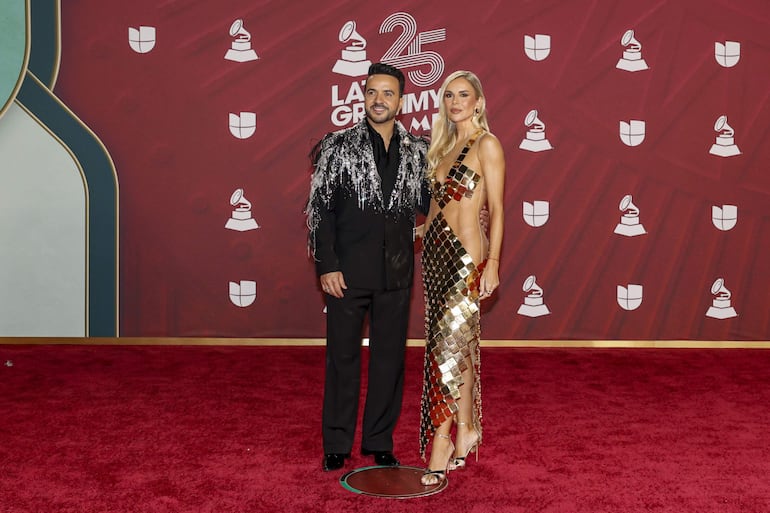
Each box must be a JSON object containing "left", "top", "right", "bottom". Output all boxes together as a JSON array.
[{"left": 54, "top": 1, "right": 770, "bottom": 340}]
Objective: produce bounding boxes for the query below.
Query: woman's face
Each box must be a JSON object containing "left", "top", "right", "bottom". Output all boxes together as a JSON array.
[{"left": 443, "top": 77, "right": 480, "bottom": 124}]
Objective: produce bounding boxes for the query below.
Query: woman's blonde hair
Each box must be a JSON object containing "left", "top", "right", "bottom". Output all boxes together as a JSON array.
[{"left": 426, "top": 70, "right": 490, "bottom": 180}]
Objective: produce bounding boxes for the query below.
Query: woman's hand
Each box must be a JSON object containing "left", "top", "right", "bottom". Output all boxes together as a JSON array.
[{"left": 479, "top": 260, "right": 499, "bottom": 300}]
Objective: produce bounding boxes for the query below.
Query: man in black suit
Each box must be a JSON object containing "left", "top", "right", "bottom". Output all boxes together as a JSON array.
[{"left": 306, "top": 63, "right": 429, "bottom": 472}]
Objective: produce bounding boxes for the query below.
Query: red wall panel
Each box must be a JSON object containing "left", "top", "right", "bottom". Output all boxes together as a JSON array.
[{"left": 54, "top": 1, "right": 770, "bottom": 339}]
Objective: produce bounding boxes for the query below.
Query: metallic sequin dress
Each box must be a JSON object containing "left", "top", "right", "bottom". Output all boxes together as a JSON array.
[{"left": 419, "top": 134, "right": 485, "bottom": 459}]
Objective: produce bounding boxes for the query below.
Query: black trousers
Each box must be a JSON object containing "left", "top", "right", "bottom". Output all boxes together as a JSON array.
[{"left": 322, "top": 286, "right": 411, "bottom": 454}]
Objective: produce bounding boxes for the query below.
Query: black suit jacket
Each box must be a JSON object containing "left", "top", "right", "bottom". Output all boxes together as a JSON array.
[{"left": 306, "top": 120, "right": 429, "bottom": 290}]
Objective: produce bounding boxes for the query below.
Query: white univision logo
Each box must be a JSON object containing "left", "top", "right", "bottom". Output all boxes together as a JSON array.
[
  {"left": 523, "top": 200, "right": 549, "bottom": 227},
  {"left": 620, "top": 120, "right": 645, "bottom": 147},
  {"left": 712, "top": 205, "right": 737, "bottom": 231},
  {"left": 128, "top": 26, "right": 156, "bottom": 54},
  {"left": 715, "top": 41, "right": 740, "bottom": 68},
  {"left": 617, "top": 284, "right": 643, "bottom": 311},
  {"left": 229, "top": 280, "right": 257, "bottom": 307},
  {"left": 524, "top": 34, "right": 551, "bottom": 61},
  {"left": 329, "top": 12, "right": 447, "bottom": 131},
  {"left": 229, "top": 112, "right": 256, "bottom": 139}
]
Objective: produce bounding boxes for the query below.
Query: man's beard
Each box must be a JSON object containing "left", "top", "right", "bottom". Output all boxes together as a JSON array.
[{"left": 366, "top": 104, "right": 397, "bottom": 124}]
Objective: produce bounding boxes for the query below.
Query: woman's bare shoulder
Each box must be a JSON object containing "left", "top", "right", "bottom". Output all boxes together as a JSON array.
[{"left": 477, "top": 131, "right": 504, "bottom": 162}]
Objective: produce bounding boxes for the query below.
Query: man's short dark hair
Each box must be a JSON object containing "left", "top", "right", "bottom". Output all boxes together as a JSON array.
[{"left": 367, "top": 62, "right": 405, "bottom": 96}]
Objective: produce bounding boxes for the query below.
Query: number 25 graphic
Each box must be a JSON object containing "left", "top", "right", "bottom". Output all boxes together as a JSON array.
[{"left": 379, "top": 12, "right": 446, "bottom": 87}]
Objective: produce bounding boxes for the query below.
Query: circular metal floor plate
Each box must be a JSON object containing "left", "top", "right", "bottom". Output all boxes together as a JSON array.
[{"left": 340, "top": 465, "right": 448, "bottom": 498}]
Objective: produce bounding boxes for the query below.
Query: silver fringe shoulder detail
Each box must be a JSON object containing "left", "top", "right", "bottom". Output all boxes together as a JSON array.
[
  {"left": 389, "top": 121, "right": 429, "bottom": 214},
  {"left": 305, "top": 120, "right": 428, "bottom": 258}
]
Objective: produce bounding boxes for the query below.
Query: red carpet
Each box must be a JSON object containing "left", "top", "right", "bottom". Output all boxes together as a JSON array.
[{"left": 1, "top": 345, "right": 769, "bottom": 512}]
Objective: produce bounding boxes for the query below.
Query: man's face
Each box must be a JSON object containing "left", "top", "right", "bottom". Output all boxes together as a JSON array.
[{"left": 364, "top": 74, "right": 403, "bottom": 125}]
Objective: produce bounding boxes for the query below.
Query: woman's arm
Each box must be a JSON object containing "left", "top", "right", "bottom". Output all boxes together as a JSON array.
[{"left": 478, "top": 133, "right": 505, "bottom": 300}]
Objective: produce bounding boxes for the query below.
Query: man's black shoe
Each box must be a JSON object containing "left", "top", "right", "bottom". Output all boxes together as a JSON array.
[
  {"left": 362, "top": 450, "right": 400, "bottom": 467},
  {"left": 322, "top": 453, "right": 348, "bottom": 471}
]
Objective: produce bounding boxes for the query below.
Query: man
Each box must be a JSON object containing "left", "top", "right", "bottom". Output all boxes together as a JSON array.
[{"left": 306, "top": 63, "right": 429, "bottom": 471}]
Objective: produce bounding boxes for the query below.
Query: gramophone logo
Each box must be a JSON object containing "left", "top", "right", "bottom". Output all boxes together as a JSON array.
[
  {"left": 517, "top": 275, "right": 551, "bottom": 318},
  {"left": 712, "top": 205, "right": 737, "bottom": 231},
  {"left": 715, "top": 41, "right": 740, "bottom": 68},
  {"left": 614, "top": 194, "right": 647, "bottom": 237},
  {"left": 705, "top": 278, "right": 738, "bottom": 319},
  {"left": 617, "top": 284, "right": 643, "bottom": 311},
  {"left": 229, "top": 280, "right": 257, "bottom": 307},
  {"left": 523, "top": 200, "right": 549, "bottom": 227},
  {"left": 224, "top": 19, "right": 259, "bottom": 62},
  {"left": 332, "top": 20, "right": 372, "bottom": 77},
  {"left": 620, "top": 120, "right": 645, "bottom": 147},
  {"left": 616, "top": 29, "right": 649, "bottom": 72},
  {"left": 709, "top": 115, "right": 741, "bottom": 157},
  {"left": 229, "top": 112, "right": 256, "bottom": 139},
  {"left": 524, "top": 34, "right": 551, "bottom": 61},
  {"left": 519, "top": 110, "right": 553, "bottom": 152},
  {"left": 225, "top": 188, "right": 260, "bottom": 232},
  {"left": 128, "top": 26, "right": 156, "bottom": 54}
]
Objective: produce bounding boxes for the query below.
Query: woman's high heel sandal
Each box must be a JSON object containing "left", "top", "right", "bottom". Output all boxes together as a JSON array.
[
  {"left": 450, "top": 421, "right": 480, "bottom": 470},
  {"left": 421, "top": 433, "right": 454, "bottom": 486}
]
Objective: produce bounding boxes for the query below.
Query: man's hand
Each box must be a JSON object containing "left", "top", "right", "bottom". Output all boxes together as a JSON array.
[{"left": 320, "top": 271, "right": 347, "bottom": 298}]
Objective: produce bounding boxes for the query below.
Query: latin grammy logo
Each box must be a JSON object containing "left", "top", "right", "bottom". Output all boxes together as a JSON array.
[
  {"left": 709, "top": 115, "right": 741, "bottom": 157},
  {"left": 128, "top": 26, "right": 156, "bottom": 54},
  {"left": 225, "top": 188, "right": 260, "bottom": 232},
  {"left": 616, "top": 29, "right": 649, "bottom": 72},
  {"left": 379, "top": 12, "right": 446, "bottom": 87},
  {"left": 614, "top": 194, "right": 647, "bottom": 237},
  {"left": 617, "top": 284, "right": 643, "bottom": 311},
  {"left": 715, "top": 41, "right": 740, "bottom": 68},
  {"left": 705, "top": 278, "right": 738, "bottom": 319},
  {"left": 523, "top": 200, "right": 549, "bottom": 227},
  {"left": 224, "top": 19, "right": 259, "bottom": 62},
  {"left": 332, "top": 21, "right": 372, "bottom": 77},
  {"left": 229, "top": 112, "right": 256, "bottom": 139},
  {"left": 524, "top": 34, "right": 551, "bottom": 61},
  {"left": 229, "top": 280, "right": 257, "bottom": 307},
  {"left": 517, "top": 275, "right": 551, "bottom": 318},
  {"left": 712, "top": 205, "right": 737, "bottom": 231},
  {"left": 620, "top": 120, "right": 645, "bottom": 147},
  {"left": 519, "top": 110, "right": 553, "bottom": 152}
]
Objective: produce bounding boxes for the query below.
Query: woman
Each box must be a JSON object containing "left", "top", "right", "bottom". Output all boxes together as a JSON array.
[{"left": 419, "top": 70, "right": 505, "bottom": 485}]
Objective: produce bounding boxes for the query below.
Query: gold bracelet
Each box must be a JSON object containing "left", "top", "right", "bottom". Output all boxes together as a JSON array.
[{"left": 487, "top": 257, "right": 499, "bottom": 261}]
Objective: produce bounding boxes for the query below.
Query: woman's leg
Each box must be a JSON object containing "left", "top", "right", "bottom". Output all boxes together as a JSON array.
[
  {"left": 450, "top": 357, "right": 480, "bottom": 469},
  {"left": 421, "top": 416, "right": 455, "bottom": 485}
]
